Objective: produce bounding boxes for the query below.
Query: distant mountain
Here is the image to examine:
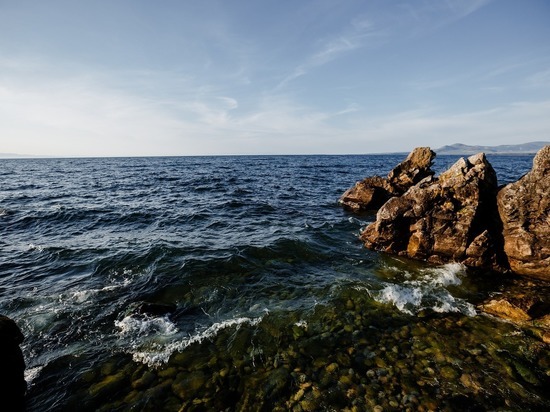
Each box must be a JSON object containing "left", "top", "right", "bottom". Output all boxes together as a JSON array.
[
  {"left": 0, "top": 153, "right": 33, "bottom": 159},
  {"left": 436, "top": 141, "right": 549, "bottom": 155},
  {"left": 0, "top": 153, "right": 51, "bottom": 159}
]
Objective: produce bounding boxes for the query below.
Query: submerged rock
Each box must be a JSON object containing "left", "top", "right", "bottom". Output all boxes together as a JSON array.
[
  {"left": 497, "top": 145, "right": 550, "bottom": 280},
  {"left": 339, "top": 147, "right": 435, "bottom": 212},
  {"left": 361, "top": 153, "right": 505, "bottom": 270},
  {"left": 0, "top": 315, "right": 26, "bottom": 410},
  {"left": 478, "top": 277, "right": 550, "bottom": 340},
  {"left": 480, "top": 299, "right": 532, "bottom": 323}
]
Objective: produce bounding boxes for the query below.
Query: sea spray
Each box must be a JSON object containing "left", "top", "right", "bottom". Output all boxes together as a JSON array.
[
  {"left": 115, "top": 315, "right": 263, "bottom": 367},
  {"left": 371, "top": 262, "right": 476, "bottom": 316}
]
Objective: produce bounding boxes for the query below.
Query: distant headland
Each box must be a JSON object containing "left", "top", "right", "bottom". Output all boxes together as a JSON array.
[{"left": 436, "top": 141, "right": 549, "bottom": 155}]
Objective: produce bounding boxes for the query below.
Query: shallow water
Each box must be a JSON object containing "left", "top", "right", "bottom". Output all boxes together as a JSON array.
[{"left": 1, "top": 154, "right": 548, "bottom": 411}]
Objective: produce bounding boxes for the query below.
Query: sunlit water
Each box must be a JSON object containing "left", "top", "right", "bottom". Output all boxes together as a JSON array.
[{"left": 1, "top": 154, "right": 548, "bottom": 411}]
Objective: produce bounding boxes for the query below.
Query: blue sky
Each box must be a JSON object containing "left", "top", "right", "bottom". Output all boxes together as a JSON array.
[{"left": 1, "top": 0, "right": 549, "bottom": 156}]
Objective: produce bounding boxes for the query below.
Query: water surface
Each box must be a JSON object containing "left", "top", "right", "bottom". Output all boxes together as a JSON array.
[{"left": 1, "top": 154, "right": 548, "bottom": 411}]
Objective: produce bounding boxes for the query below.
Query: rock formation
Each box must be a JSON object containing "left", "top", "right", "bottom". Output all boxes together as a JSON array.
[
  {"left": 0, "top": 316, "right": 26, "bottom": 410},
  {"left": 342, "top": 145, "right": 549, "bottom": 279},
  {"left": 360, "top": 153, "right": 506, "bottom": 270},
  {"left": 339, "top": 147, "right": 435, "bottom": 212},
  {"left": 497, "top": 146, "right": 550, "bottom": 280},
  {"left": 342, "top": 145, "right": 550, "bottom": 332}
]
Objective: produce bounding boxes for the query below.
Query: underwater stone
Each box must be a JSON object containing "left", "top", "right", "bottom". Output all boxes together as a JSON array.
[
  {"left": 88, "top": 371, "right": 129, "bottom": 399},
  {"left": 439, "top": 365, "right": 459, "bottom": 380},
  {"left": 131, "top": 370, "right": 156, "bottom": 390}
]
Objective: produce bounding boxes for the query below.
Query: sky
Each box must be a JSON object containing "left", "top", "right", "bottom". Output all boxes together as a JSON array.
[{"left": 1, "top": 0, "right": 549, "bottom": 157}]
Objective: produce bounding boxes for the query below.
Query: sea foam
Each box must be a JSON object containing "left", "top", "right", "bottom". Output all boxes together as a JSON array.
[
  {"left": 372, "top": 263, "right": 476, "bottom": 316},
  {"left": 115, "top": 315, "right": 263, "bottom": 367}
]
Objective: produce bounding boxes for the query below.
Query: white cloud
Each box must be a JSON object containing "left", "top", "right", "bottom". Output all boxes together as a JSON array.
[
  {"left": 276, "top": 15, "right": 384, "bottom": 90},
  {"left": 346, "top": 100, "right": 550, "bottom": 151},
  {"left": 218, "top": 96, "right": 239, "bottom": 110},
  {"left": 526, "top": 69, "right": 550, "bottom": 88}
]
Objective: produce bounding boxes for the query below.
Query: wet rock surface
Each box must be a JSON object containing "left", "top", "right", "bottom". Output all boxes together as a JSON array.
[
  {"left": 339, "top": 147, "right": 435, "bottom": 212},
  {"left": 497, "top": 145, "right": 550, "bottom": 280},
  {"left": 361, "top": 153, "right": 505, "bottom": 270},
  {"left": 348, "top": 145, "right": 549, "bottom": 279},
  {"left": 478, "top": 277, "right": 550, "bottom": 343}
]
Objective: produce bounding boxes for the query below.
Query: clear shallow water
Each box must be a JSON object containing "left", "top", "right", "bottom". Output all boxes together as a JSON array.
[{"left": 1, "top": 154, "right": 548, "bottom": 411}]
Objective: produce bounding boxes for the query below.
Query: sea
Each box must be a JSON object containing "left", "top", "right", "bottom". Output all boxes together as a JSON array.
[{"left": 1, "top": 154, "right": 548, "bottom": 411}]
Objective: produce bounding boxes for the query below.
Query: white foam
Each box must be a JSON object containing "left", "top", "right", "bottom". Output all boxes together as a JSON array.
[
  {"left": 24, "top": 365, "right": 44, "bottom": 385},
  {"left": 421, "top": 262, "right": 465, "bottom": 287},
  {"left": 71, "top": 289, "right": 98, "bottom": 303},
  {"left": 117, "top": 315, "right": 263, "bottom": 367},
  {"left": 28, "top": 243, "right": 44, "bottom": 252},
  {"left": 372, "top": 262, "right": 476, "bottom": 316},
  {"left": 294, "top": 320, "right": 308, "bottom": 328},
  {"left": 115, "top": 315, "right": 178, "bottom": 337},
  {"left": 374, "top": 285, "right": 423, "bottom": 315}
]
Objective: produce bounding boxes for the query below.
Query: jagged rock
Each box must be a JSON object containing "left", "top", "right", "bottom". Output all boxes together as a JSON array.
[
  {"left": 497, "top": 145, "right": 550, "bottom": 280},
  {"left": 339, "top": 176, "right": 395, "bottom": 212},
  {"left": 387, "top": 147, "right": 436, "bottom": 192},
  {"left": 361, "top": 153, "right": 505, "bottom": 270},
  {"left": 0, "top": 316, "right": 26, "bottom": 410},
  {"left": 339, "top": 147, "right": 435, "bottom": 212}
]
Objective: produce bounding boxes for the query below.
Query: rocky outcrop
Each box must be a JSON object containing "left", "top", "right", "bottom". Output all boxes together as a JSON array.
[
  {"left": 497, "top": 146, "right": 550, "bottom": 280},
  {"left": 343, "top": 145, "right": 550, "bottom": 278},
  {"left": 478, "top": 279, "right": 550, "bottom": 343},
  {"left": 360, "top": 153, "right": 506, "bottom": 270},
  {"left": 0, "top": 316, "right": 26, "bottom": 410},
  {"left": 339, "top": 147, "right": 435, "bottom": 212}
]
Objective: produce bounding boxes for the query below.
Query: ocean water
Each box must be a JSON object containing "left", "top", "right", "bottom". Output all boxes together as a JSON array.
[{"left": 1, "top": 154, "right": 548, "bottom": 411}]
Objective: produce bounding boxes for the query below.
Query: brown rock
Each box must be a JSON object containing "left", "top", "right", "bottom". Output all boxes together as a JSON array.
[
  {"left": 339, "top": 176, "right": 395, "bottom": 212},
  {"left": 497, "top": 146, "right": 550, "bottom": 280},
  {"left": 339, "top": 147, "right": 435, "bottom": 212},
  {"left": 361, "top": 153, "right": 505, "bottom": 270},
  {"left": 480, "top": 299, "right": 532, "bottom": 322},
  {"left": 478, "top": 277, "right": 550, "bottom": 334},
  {"left": 387, "top": 147, "right": 436, "bottom": 192}
]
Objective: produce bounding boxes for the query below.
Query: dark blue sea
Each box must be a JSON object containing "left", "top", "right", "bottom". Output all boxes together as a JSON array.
[{"left": 1, "top": 154, "right": 548, "bottom": 411}]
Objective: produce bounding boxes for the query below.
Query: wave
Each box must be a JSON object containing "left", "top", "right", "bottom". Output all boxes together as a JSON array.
[
  {"left": 369, "top": 263, "right": 476, "bottom": 316},
  {"left": 115, "top": 314, "right": 263, "bottom": 367}
]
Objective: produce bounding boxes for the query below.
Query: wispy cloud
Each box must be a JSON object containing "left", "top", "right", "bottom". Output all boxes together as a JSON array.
[
  {"left": 276, "top": 16, "right": 384, "bottom": 89},
  {"left": 2, "top": 54, "right": 548, "bottom": 157},
  {"left": 346, "top": 100, "right": 550, "bottom": 151},
  {"left": 526, "top": 68, "right": 550, "bottom": 88}
]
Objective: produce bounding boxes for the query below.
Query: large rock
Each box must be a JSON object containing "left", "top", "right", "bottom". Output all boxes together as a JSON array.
[
  {"left": 0, "top": 316, "right": 26, "bottom": 410},
  {"left": 361, "top": 153, "right": 506, "bottom": 270},
  {"left": 339, "top": 147, "right": 435, "bottom": 212},
  {"left": 497, "top": 146, "right": 550, "bottom": 280}
]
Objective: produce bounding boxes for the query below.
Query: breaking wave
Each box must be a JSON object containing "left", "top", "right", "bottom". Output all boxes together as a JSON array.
[
  {"left": 115, "top": 315, "right": 263, "bottom": 367},
  {"left": 371, "top": 263, "right": 476, "bottom": 316}
]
